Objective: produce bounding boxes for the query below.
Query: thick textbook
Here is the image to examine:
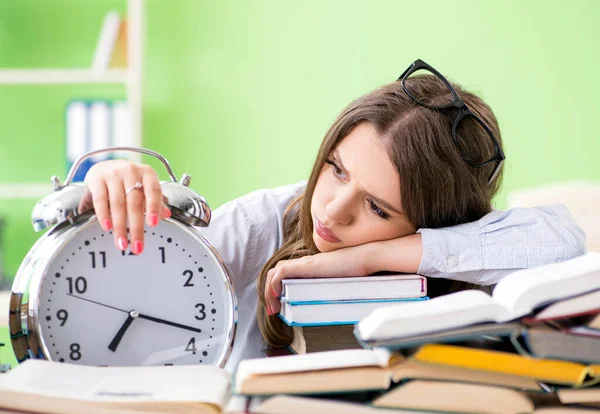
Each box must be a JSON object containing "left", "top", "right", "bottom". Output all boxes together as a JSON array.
[
  {"left": 255, "top": 393, "right": 574, "bottom": 414},
  {"left": 254, "top": 395, "right": 396, "bottom": 414},
  {"left": 356, "top": 252, "right": 600, "bottom": 343},
  {"left": 358, "top": 322, "right": 523, "bottom": 350},
  {"left": 234, "top": 348, "right": 400, "bottom": 396},
  {"left": 281, "top": 274, "right": 426, "bottom": 302},
  {"left": 289, "top": 325, "right": 361, "bottom": 354},
  {"left": 530, "top": 288, "right": 600, "bottom": 323},
  {"left": 235, "top": 347, "right": 544, "bottom": 396},
  {"left": 523, "top": 327, "right": 600, "bottom": 364},
  {"left": 0, "top": 359, "right": 230, "bottom": 414},
  {"left": 413, "top": 343, "right": 600, "bottom": 387},
  {"left": 372, "top": 380, "right": 539, "bottom": 414},
  {"left": 279, "top": 297, "right": 427, "bottom": 326}
]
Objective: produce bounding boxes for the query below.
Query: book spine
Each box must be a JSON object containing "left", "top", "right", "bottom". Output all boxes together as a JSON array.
[
  {"left": 282, "top": 297, "right": 430, "bottom": 306},
  {"left": 92, "top": 11, "right": 121, "bottom": 73}
]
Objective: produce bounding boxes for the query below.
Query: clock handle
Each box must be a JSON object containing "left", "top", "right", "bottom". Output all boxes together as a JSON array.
[
  {"left": 31, "top": 147, "right": 212, "bottom": 231},
  {"left": 62, "top": 147, "right": 178, "bottom": 187}
]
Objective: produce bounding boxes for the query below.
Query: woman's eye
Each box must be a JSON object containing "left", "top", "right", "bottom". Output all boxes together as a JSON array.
[
  {"left": 325, "top": 159, "right": 345, "bottom": 178},
  {"left": 368, "top": 198, "right": 389, "bottom": 220}
]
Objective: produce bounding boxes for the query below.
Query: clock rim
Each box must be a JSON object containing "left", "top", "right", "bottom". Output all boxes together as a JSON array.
[{"left": 10, "top": 213, "right": 238, "bottom": 368}]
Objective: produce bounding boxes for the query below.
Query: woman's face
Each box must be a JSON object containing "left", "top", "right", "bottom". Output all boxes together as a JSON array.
[{"left": 311, "top": 123, "right": 415, "bottom": 253}]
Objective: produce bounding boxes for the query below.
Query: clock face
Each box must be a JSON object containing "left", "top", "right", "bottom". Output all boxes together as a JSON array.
[{"left": 33, "top": 219, "right": 235, "bottom": 367}]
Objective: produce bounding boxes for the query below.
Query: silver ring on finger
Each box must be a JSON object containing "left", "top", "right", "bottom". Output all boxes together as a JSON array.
[{"left": 125, "top": 181, "right": 144, "bottom": 195}]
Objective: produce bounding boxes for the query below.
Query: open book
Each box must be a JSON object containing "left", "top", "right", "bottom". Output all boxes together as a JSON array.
[
  {"left": 0, "top": 359, "right": 230, "bottom": 414},
  {"left": 356, "top": 253, "right": 600, "bottom": 343}
]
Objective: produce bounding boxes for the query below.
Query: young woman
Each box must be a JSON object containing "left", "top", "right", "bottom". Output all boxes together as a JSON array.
[{"left": 82, "top": 59, "right": 586, "bottom": 371}]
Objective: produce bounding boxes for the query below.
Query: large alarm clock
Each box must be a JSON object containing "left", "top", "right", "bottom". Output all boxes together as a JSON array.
[{"left": 9, "top": 148, "right": 237, "bottom": 367}]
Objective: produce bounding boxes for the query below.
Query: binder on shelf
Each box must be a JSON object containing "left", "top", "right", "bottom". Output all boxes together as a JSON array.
[{"left": 66, "top": 100, "right": 131, "bottom": 181}]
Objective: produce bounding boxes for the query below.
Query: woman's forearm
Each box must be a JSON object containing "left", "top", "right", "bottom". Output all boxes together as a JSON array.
[{"left": 366, "top": 233, "right": 423, "bottom": 274}]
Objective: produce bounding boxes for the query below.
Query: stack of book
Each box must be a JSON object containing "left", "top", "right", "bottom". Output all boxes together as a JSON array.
[
  {"left": 239, "top": 251, "right": 600, "bottom": 413},
  {"left": 3, "top": 253, "right": 600, "bottom": 414},
  {"left": 277, "top": 274, "right": 428, "bottom": 354}
]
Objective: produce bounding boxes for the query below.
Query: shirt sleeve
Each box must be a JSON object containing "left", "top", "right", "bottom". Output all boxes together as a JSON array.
[
  {"left": 197, "top": 182, "right": 306, "bottom": 292},
  {"left": 416, "top": 204, "right": 587, "bottom": 286}
]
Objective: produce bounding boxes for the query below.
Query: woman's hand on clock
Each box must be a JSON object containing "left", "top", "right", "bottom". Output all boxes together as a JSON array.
[{"left": 81, "top": 160, "right": 171, "bottom": 254}]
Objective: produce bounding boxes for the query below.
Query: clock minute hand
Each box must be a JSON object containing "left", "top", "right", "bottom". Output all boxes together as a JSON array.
[
  {"left": 66, "top": 294, "right": 128, "bottom": 314},
  {"left": 137, "top": 313, "right": 202, "bottom": 334},
  {"left": 67, "top": 294, "right": 202, "bottom": 334}
]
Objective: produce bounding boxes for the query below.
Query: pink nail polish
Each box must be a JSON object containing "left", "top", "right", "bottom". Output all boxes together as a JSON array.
[
  {"left": 165, "top": 208, "right": 172, "bottom": 218},
  {"left": 148, "top": 214, "right": 159, "bottom": 227},
  {"left": 134, "top": 240, "right": 144, "bottom": 255},
  {"left": 117, "top": 237, "right": 127, "bottom": 251},
  {"left": 266, "top": 306, "right": 272, "bottom": 316},
  {"left": 272, "top": 288, "right": 278, "bottom": 298},
  {"left": 102, "top": 219, "right": 112, "bottom": 231}
]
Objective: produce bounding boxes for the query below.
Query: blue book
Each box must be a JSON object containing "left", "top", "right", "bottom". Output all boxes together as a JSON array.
[{"left": 279, "top": 297, "right": 429, "bottom": 327}]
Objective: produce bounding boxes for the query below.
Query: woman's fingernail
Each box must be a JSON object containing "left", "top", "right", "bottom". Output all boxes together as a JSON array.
[
  {"left": 272, "top": 288, "right": 278, "bottom": 298},
  {"left": 147, "top": 214, "right": 159, "bottom": 227},
  {"left": 102, "top": 219, "right": 112, "bottom": 231},
  {"left": 266, "top": 306, "right": 272, "bottom": 316},
  {"left": 164, "top": 208, "right": 172, "bottom": 218},
  {"left": 134, "top": 240, "right": 144, "bottom": 255},
  {"left": 117, "top": 237, "right": 128, "bottom": 251}
]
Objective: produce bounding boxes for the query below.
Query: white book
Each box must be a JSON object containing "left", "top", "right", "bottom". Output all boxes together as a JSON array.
[
  {"left": 66, "top": 101, "right": 87, "bottom": 162},
  {"left": 282, "top": 275, "right": 426, "bottom": 302},
  {"left": 90, "top": 102, "right": 110, "bottom": 162},
  {"left": 280, "top": 297, "right": 428, "bottom": 326},
  {"left": 357, "top": 252, "right": 600, "bottom": 342},
  {"left": 92, "top": 11, "right": 121, "bottom": 73}
]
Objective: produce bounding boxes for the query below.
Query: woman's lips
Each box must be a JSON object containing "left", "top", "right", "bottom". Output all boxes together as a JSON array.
[{"left": 315, "top": 217, "right": 340, "bottom": 243}]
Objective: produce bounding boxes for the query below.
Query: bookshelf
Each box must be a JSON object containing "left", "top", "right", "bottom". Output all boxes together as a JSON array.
[
  {"left": 0, "top": 0, "right": 144, "bottom": 199},
  {"left": 0, "top": 69, "right": 128, "bottom": 84}
]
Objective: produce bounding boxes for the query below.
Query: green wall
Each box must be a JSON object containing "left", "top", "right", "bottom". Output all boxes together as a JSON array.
[{"left": 1, "top": 0, "right": 600, "bottom": 283}]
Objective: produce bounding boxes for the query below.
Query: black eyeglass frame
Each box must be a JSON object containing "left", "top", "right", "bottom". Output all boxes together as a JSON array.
[{"left": 398, "top": 59, "right": 505, "bottom": 185}]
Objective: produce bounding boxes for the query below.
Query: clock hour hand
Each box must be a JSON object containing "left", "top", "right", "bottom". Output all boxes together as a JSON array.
[
  {"left": 137, "top": 313, "right": 202, "bottom": 334},
  {"left": 108, "top": 311, "right": 138, "bottom": 352}
]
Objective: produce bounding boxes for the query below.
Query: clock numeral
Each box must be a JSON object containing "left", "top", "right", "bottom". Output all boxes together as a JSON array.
[
  {"left": 89, "top": 251, "right": 107, "bottom": 268},
  {"left": 183, "top": 270, "right": 194, "bottom": 287},
  {"left": 185, "top": 337, "right": 197, "bottom": 354},
  {"left": 69, "top": 343, "right": 82, "bottom": 361},
  {"left": 66, "top": 276, "right": 87, "bottom": 294},
  {"left": 57, "top": 309, "right": 68, "bottom": 326},
  {"left": 159, "top": 246, "right": 166, "bottom": 264},
  {"left": 194, "top": 303, "right": 206, "bottom": 320}
]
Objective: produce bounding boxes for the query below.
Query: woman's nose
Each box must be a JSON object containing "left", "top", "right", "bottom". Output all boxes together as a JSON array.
[{"left": 325, "top": 189, "right": 354, "bottom": 226}]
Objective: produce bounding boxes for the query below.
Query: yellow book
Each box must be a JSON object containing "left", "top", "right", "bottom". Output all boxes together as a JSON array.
[
  {"left": 109, "top": 19, "right": 128, "bottom": 68},
  {"left": 414, "top": 343, "right": 600, "bottom": 387}
]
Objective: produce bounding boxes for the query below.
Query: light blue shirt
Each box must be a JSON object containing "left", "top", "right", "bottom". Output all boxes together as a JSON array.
[{"left": 198, "top": 181, "right": 586, "bottom": 371}]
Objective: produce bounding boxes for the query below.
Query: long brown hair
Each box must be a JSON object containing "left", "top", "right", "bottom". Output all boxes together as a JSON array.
[{"left": 257, "top": 75, "right": 504, "bottom": 348}]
